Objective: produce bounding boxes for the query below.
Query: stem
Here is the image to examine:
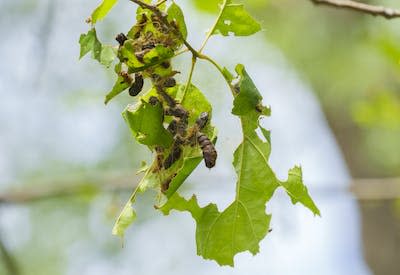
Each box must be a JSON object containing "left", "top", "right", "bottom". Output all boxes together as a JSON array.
[
  {"left": 129, "top": 48, "right": 188, "bottom": 73},
  {"left": 156, "top": 0, "right": 167, "bottom": 7},
  {"left": 129, "top": 0, "right": 199, "bottom": 57},
  {"left": 310, "top": 0, "right": 400, "bottom": 19},
  {"left": 129, "top": 0, "right": 234, "bottom": 98},
  {"left": 198, "top": 53, "right": 235, "bottom": 95},
  {"left": 199, "top": 0, "right": 229, "bottom": 53},
  {"left": 181, "top": 55, "right": 197, "bottom": 101}
]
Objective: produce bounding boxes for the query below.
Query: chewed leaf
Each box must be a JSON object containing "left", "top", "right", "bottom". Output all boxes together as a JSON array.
[
  {"left": 212, "top": 0, "right": 261, "bottom": 36},
  {"left": 161, "top": 128, "right": 276, "bottom": 266},
  {"left": 281, "top": 166, "right": 321, "bottom": 216},
  {"left": 118, "top": 40, "right": 144, "bottom": 68},
  {"left": 143, "top": 45, "right": 174, "bottom": 65},
  {"left": 104, "top": 64, "right": 130, "bottom": 104},
  {"left": 160, "top": 64, "right": 319, "bottom": 266},
  {"left": 113, "top": 83, "right": 217, "bottom": 237},
  {"left": 232, "top": 64, "right": 263, "bottom": 116},
  {"left": 112, "top": 199, "right": 136, "bottom": 238},
  {"left": 100, "top": 45, "right": 117, "bottom": 67},
  {"left": 79, "top": 29, "right": 116, "bottom": 67},
  {"left": 79, "top": 28, "right": 102, "bottom": 60},
  {"left": 167, "top": 3, "right": 188, "bottom": 39},
  {"left": 91, "top": 0, "right": 118, "bottom": 24},
  {"left": 112, "top": 168, "right": 159, "bottom": 238},
  {"left": 123, "top": 99, "right": 174, "bottom": 148}
]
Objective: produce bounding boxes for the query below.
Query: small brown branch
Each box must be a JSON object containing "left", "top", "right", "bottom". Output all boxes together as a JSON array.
[
  {"left": 311, "top": 0, "right": 400, "bottom": 19},
  {"left": 0, "top": 171, "right": 139, "bottom": 204},
  {"left": 350, "top": 178, "right": 400, "bottom": 200},
  {"left": 129, "top": 0, "right": 199, "bottom": 56}
]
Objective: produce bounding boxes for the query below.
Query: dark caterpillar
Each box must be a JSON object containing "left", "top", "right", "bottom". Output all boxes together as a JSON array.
[
  {"left": 115, "top": 33, "right": 127, "bottom": 46},
  {"left": 196, "top": 112, "right": 209, "bottom": 129},
  {"left": 163, "top": 145, "right": 182, "bottom": 169},
  {"left": 194, "top": 112, "right": 217, "bottom": 168},
  {"left": 197, "top": 133, "right": 217, "bottom": 168},
  {"left": 129, "top": 73, "right": 144, "bottom": 96}
]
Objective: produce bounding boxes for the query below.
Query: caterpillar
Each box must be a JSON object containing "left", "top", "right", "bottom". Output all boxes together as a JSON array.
[
  {"left": 194, "top": 112, "right": 217, "bottom": 168},
  {"left": 129, "top": 73, "right": 144, "bottom": 96},
  {"left": 197, "top": 133, "right": 217, "bottom": 168}
]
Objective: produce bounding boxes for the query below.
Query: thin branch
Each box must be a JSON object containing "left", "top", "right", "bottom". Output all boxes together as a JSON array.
[
  {"left": 310, "top": 0, "right": 400, "bottom": 19},
  {"left": 197, "top": 53, "right": 236, "bottom": 95},
  {"left": 129, "top": 0, "right": 199, "bottom": 56},
  {"left": 199, "top": 0, "right": 229, "bottom": 53},
  {"left": 181, "top": 56, "right": 197, "bottom": 102},
  {"left": 0, "top": 171, "right": 139, "bottom": 204}
]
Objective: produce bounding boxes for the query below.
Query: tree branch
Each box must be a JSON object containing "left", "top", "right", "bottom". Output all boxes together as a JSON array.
[
  {"left": 310, "top": 0, "right": 400, "bottom": 19},
  {"left": 0, "top": 171, "right": 139, "bottom": 204}
]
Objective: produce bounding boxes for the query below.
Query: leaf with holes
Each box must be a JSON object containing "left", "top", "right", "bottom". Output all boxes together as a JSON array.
[
  {"left": 159, "top": 64, "right": 319, "bottom": 266},
  {"left": 113, "top": 83, "right": 217, "bottom": 238},
  {"left": 212, "top": 0, "right": 261, "bottom": 36}
]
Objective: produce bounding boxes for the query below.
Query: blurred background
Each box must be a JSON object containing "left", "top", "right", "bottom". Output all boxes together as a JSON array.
[{"left": 0, "top": 0, "right": 399, "bottom": 274}]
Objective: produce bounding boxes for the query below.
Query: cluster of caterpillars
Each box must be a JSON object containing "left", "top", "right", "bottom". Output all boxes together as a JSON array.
[{"left": 114, "top": 7, "right": 217, "bottom": 192}]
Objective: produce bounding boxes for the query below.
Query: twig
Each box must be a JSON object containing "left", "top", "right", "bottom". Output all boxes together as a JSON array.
[
  {"left": 197, "top": 53, "right": 236, "bottom": 95},
  {"left": 310, "top": 0, "right": 400, "bottom": 19},
  {"left": 0, "top": 171, "right": 139, "bottom": 204},
  {"left": 129, "top": 0, "right": 199, "bottom": 56},
  {"left": 199, "top": 0, "right": 229, "bottom": 53}
]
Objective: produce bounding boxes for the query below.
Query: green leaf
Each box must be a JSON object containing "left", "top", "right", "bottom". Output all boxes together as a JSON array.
[
  {"left": 160, "top": 64, "right": 319, "bottom": 266},
  {"left": 91, "top": 0, "right": 118, "bottom": 24},
  {"left": 232, "top": 64, "right": 262, "bottom": 116},
  {"left": 100, "top": 45, "right": 117, "bottom": 67},
  {"left": 143, "top": 45, "right": 174, "bottom": 64},
  {"left": 167, "top": 3, "right": 188, "bottom": 39},
  {"left": 192, "top": 0, "right": 220, "bottom": 13},
  {"left": 212, "top": 0, "right": 261, "bottom": 36},
  {"left": 112, "top": 199, "right": 136, "bottom": 237},
  {"left": 123, "top": 99, "right": 174, "bottom": 148},
  {"left": 79, "top": 28, "right": 116, "bottom": 67},
  {"left": 118, "top": 40, "right": 144, "bottom": 68},
  {"left": 104, "top": 67, "right": 131, "bottom": 104},
  {"left": 281, "top": 166, "right": 320, "bottom": 215},
  {"left": 112, "top": 168, "right": 160, "bottom": 238},
  {"left": 113, "top": 83, "right": 217, "bottom": 237},
  {"left": 79, "top": 28, "right": 102, "bottom": 60}
]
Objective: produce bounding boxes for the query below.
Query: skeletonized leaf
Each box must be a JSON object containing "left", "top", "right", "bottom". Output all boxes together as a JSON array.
[
  {"left": 212, "top": 0, "right": 261, "bottom": 36},
  {"left": 91, "top": 0, "right": 118, "bottom": 24},
  {"left": 100, "top": 45, "right": 117, "bottom": 67},
  {"left": 112, "top": 199, "right": 136, "bottom": 237},
  {"left": 112, "top": 84, "right": 217, "bottom": 237}
]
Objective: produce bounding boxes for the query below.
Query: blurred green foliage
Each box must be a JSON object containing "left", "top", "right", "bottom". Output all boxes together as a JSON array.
[{"left": 240, "top": 0, "right": 400, "bottom": 177}]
